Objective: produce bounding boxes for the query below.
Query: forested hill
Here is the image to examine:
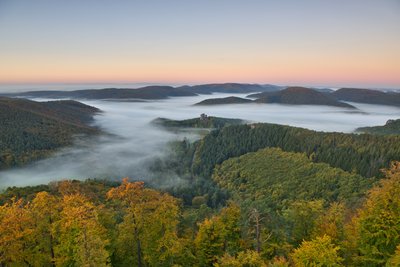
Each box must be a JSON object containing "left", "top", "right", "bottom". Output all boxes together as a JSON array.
[
  {"left": 7, "top": 83, "right": 281, "bottom": 100},
  {"left": 153, "top": 115, "right": 245, "bottom": 129},
  {"left": 9, "top": 86, "right": 197, "bottom": 100},
  {"left": 248, "top": 87, "right": 355, "bottom": 108},
  {"left": 0, "top": 97, "right": 100, "bottom": 169},
  {"left": 184, "top": 83, "right": 282, "bottom": 94},
  {"left": 213, "top": 147, "right": 372, "bottom": 243},
  {"left": 356, "top": 118, "right": 400, "bottom": 135},
  {"left": 195, "top": 96, "right": 253, "bottom": 105},
  {"left": 332, "top": 88, "right": 400, "bottom": 106},
  {"left": 192, "top": 122, "right": 400, "bottom": 179},
  {"left": 6, "top": 85, "right": 400, "bottom": 107}
]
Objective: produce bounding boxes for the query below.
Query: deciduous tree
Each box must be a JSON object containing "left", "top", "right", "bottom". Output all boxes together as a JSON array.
[
  {"left": 291, "top": 235, "right": 343, "bottom": 267},
  {"left": 55, "top": 194, "right": 110, "bottom": 267}
]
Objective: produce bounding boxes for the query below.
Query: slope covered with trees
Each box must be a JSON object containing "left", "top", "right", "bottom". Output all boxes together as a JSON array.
[
  {"left": 153, "top": 115, "right": 245, "bottom": 130},
  {"left": 11, "top": 86, "right": 196, "bottom": 100},
  {"left": 247, "top": 87, "right": 355, "bottom": 108},
  {"left": 194, "top": 96, "right": 253, "bottom": 105},
  {"left": 192, "top": 123, "right": 400, "bottom": 179},
  {"left": 213, "top": 148, "right": 372, "bottom": 252},
  {"left": 213, "top": 147, "right": 371, "bottom": 210},
  {"left": 356, "top": 118, "right": 400, "bottom": 135},
  {"left": 0, "top": 97, "right": 100, "bottom": 169},
  {"left": 332, "top": 88, "right": 400, "bottom": 107},
  {"left": 8, "top": 83, "right": 281, "bottom": 100}
]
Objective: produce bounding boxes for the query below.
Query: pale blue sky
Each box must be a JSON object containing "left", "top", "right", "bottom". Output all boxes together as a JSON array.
[{"left": 0, "top": 0, "right": 399, "bottom": 88}]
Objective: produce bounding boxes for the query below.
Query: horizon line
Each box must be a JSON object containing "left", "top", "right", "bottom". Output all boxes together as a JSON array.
[{"left": 0, "top": 81, "right": 399, "bottom": 90}]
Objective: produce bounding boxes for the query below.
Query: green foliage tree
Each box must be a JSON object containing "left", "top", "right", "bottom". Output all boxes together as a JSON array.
[{"left": 284, "top": 200, "right": 324, "bottom": 246}]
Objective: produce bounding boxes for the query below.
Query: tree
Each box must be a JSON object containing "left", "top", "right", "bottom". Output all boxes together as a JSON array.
[
  {"left": 269, "top": 256, "right": 289, "bottom": 267},
  {"left": 291, "top": 235, "right": 343, "bottom": 267},
  {"left": 195, "top": 203, "right": 242, "bottom": 266},
  {"left": 313, "top": 202, "right": 346, "bottom": 243},
  {"left": 283, "top": 200, "right": 324, "bottom": 245},
  {"left": 387, "top": 245, "right": 400, "bottom": 267},
  {"left": 107, "top": 179, "right": 182, "bottom": 266},
  {"left": 0, "top": 198, "right": 33, "bottom": 266},
  {"left": 216, "top": 250, "right": 267, "bottom": 267},
  {"left": 249, "top": 209, "right": 263, "bottom": 254},
  {"left": 54, "top": 194, "right": 110, "bottom": 267},
  {"left": 354, "top": 162, "right": 400, "bottom": 266},
  {"left": 29, "top": 191, "right": 60, "bottom": 266}
]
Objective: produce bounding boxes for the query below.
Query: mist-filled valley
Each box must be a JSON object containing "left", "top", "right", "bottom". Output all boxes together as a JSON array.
[{"left": 1, "top": 93, "right": 399, "bottom": 188}]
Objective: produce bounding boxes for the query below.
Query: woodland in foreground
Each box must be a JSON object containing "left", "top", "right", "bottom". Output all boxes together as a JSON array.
[
  {"left": 1, "top": 117, "right": 400, "bottom": 266},
  {"left": 1, "top": 160, "right": 399, "bottom": 266}
]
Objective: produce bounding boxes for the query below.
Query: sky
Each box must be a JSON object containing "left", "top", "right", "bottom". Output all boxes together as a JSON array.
[{"left": 0, "top": 0, "right": 399, "bottom": 88}]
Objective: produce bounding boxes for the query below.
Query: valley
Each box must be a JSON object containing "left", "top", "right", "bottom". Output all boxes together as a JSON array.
[{"left": 1, "top": 89, "right": 400, "bottom": 266}]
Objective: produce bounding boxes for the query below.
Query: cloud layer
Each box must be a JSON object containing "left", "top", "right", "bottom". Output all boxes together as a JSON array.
[{"left": 1, "top": 93, "right": 399, "bottom": 188}]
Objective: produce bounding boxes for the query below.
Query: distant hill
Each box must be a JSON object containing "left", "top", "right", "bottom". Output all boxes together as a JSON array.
[
  {"left": 248, "top": 87, "right": 356, "bottom": 108},
  {"left": 356, "top": 119, "right": 400, "bottom": 135},
  {"left": 152, "top": 115, "right": 245, "bottom": 129},
  {"left": 8, "top": 85, "right": 400, "bottom": 106},
  {"left": 11, "top": 86, "right": 196, "bottom": 100},
  {"left": 194, "top": 96, "right": 253, "bottom": 105},
  {"left": 0, "top": 97, "right": 100, "bottom": 169},
  {"left": 185, "top": 83, "right": 282, "bottom": 94},
  {"left": 7, "top": 83, "right": 282, "bottom": 100},
  {"left": 314, "top": 88, "right": 335, "bottom": 93},
  {"left": 332, "top": 88, "right": 400, "bottom": 106}
]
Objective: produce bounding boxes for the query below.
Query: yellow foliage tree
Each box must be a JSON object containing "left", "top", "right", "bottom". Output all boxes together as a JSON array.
[
  {"left": 353, "top": 162, "right": 400, "bottom": 266},
  {"left": 387, "top": 245, "right": 400, "bottom": 267},
  {"left": 107, "top": 178, "right": 182, "bottom": 266},
  {"left": 29, "top": 191, "right": 61, "bottom": 266},
  {"left": 313, "top": 202, "right": 346, "bottom": 243},
  {"left": 0, "top": 198, "right": 33, "bottom": 266},
  {"left": 195, "top": 203, "right": 242, "bottom": 266},
  {"left": 291, "top": 235, "right": 343, "bottom": 267},
  {"left": 54, "top": 194, "right": 110, "bottom": 267},
  {"left": 216, "top": 250, "right": 267, "bottom": 267}
]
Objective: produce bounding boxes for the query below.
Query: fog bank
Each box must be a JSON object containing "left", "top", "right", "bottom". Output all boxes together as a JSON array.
[{"left": 1, "top": 93, "right": 399, "bottom": 188}]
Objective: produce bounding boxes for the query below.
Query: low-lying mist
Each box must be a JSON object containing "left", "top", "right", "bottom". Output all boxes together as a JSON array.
[{"left": 1, "top": 93, "right": 400, "bottom": 188}]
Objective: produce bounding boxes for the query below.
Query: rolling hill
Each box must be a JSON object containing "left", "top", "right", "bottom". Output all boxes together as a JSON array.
[
  {"left": 185, "top": 83, "right": 281, "bottom": 94},
  {"left": 194, "top": 96, "right": 253, "bottom": 105},
  {"left": 248, "top": 87, "right": 356, "bottom": 108},
  {"left": 152, "top": 115, "right": 245, "bottom": 129},
  {"left": 6, "top": 83, "right": 282, "bottom": 100},
  {"left": 0, "top": 97, "right": 100, "bottom": 169},
  {"left": 332, "top": 88, "right": 400, "bottom": 106},
  {"left": 11, "top": 86, "right": 196, "bottom": 100},
  {"left": 356, "top": 119, "right": 400, "bottom": 135}
]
